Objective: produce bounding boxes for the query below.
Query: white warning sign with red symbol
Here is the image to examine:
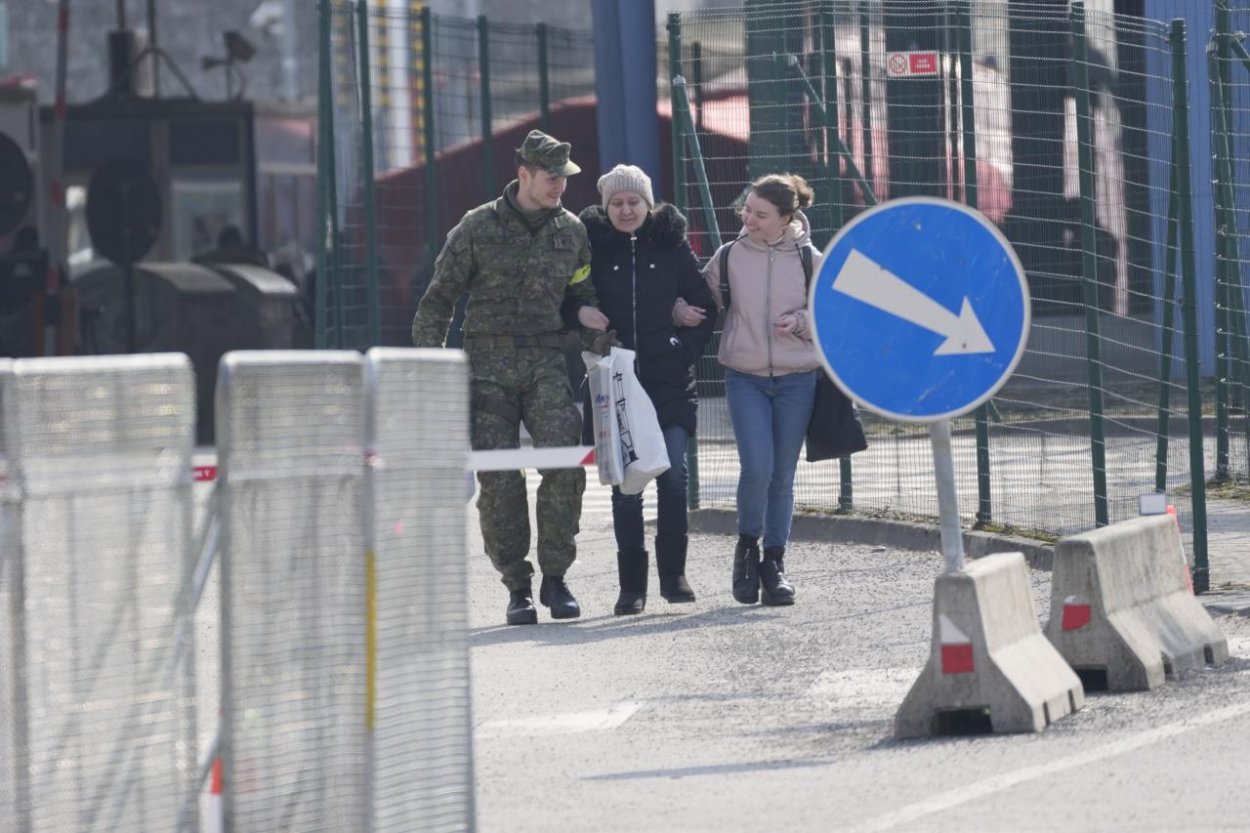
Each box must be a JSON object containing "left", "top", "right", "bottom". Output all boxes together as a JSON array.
[
  {"left": 886, "top": 50, "right": 941, "bottom": 78},
  {"left": 1062, "top": 595, "right": 1092, "bottom": 631},
  {"left": 939, "top": 614, "right": 974, "bottom": 674}
]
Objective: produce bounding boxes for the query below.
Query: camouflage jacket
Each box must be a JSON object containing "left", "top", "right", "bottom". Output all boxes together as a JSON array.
[{"left": 411, "top": 182, "right": 596, "bottom": 347}]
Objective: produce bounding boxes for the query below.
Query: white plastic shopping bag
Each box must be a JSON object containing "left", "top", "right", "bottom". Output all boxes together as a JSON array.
[
  {"left": 585, "top": 346, "right": 670, "bottom": 495},
  {"left": 583, "top": 350, "right": 624, "bottom": 486}
]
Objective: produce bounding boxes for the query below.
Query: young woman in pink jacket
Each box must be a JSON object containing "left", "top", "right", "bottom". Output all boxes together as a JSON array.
[{"left": 701, "top": 174, "right": 822, "bottom": 606}]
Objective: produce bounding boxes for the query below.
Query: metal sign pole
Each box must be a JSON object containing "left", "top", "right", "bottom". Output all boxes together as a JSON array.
[{"left": 929, "top": 418, "right": 964, "bottom": 573}]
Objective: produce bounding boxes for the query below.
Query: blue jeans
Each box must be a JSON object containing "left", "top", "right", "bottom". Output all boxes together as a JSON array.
[
  {"left": 724, "top": 368, "right": 817, "bottom": 549},
  {"left": 612, "top": 424, "right": 689, "bottom": 562}
]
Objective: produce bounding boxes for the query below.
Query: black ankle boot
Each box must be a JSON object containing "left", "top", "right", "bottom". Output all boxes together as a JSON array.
[
  {"left": 760, "top": 546, "right": 795, "bottom": 606},
  {"left": 657, "top": 535, "right": 696, "bottom": 603},
  {"left": 659, "top": 574, "right": 696, "bottom": 603},
  {"left": 615, "top": 549, "right": 648, "bottom": 615},
  {"left": 732, "top": 535, "right": 760, "bottom": 604},
  {"left": 539, "top": 575, "right": 581, "bottom": 620},
  {"left": 506, "top": 584, "right": 538, "bottom": 625}
]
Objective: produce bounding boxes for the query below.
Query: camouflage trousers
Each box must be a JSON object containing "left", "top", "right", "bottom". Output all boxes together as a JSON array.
[{"left": 468, "top": 344, "right": 584, "bottom": 590}]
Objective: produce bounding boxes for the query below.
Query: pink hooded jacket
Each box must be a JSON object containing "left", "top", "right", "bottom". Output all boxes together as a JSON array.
[{"left": 702, "top": 211, "right": 823, "bottom": 377}]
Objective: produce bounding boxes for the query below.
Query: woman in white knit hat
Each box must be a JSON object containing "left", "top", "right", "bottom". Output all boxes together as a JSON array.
[{"left": 569, "top": 164, "right": 716, "bottom": 614}]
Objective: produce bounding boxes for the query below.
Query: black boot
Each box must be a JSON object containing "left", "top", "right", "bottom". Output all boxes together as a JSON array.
[
  {"left": 732, "top": 535, "right": 760, "bottom": 604},
  {"left": 506, "top": 584, "right": 538, "bottom": 625},
  {"left": 539, "top": 575, "right": 581, "bottom": 620},
  {"left": 760, "top": 546, "right": 795, "bottom": 606},
  {"left": 614, "top": 549, "right": 648, "bottom": 615},
  {"left": 657, "top": 535, "right": 696, "bottom": 603}
]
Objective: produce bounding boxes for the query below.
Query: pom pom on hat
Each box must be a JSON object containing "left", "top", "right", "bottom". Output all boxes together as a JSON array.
[{"left": 597, "top": 164, "right": 654, "bottom": 209}]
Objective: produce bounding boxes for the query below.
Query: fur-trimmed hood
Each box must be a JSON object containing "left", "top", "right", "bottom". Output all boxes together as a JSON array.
[{"left": 578, "top": 202, "right": 689, "bottom": 251}]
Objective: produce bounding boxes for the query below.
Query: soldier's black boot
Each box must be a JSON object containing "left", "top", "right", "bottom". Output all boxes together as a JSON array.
[
  {"left": 657, "top": 535, "right": 696, "bottom": 603},
  {"left": 732, "top": 535, "right": 761, "bottom": 604},
  {"left": 539, "top": 575, "right": 582, "bottom": 620},
  {"left": 614, "top": 549, "right": 648, "bottom": 616},
  {"left": 506, "top": 584, "right": 538, "bottom": 626},
  {"left": 760, "top": 546, "right": 795, "bottom": 606}
]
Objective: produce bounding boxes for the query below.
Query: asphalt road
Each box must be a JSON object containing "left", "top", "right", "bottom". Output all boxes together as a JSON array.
[{"left": 467, "top": 480, "right": 1250, "bottom": 833}]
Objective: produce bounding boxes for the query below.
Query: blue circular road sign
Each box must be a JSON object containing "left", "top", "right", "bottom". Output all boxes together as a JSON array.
[{"left": 809, "top": 197, "right": 1030, "bottom": 423}]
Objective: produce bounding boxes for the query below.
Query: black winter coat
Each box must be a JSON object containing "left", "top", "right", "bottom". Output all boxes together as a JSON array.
[{"left": 572, "top": 203, "right": 715, "bottom": 436}]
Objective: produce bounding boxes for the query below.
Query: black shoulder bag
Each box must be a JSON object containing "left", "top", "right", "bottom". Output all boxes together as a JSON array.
[{"left": 718, "top": 240, "right": 868, "bottom": 462}]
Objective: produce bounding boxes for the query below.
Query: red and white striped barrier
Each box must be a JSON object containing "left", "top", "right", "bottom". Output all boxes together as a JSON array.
[{"left": 207, "top": 757, "right": 222, "bottom": 833}]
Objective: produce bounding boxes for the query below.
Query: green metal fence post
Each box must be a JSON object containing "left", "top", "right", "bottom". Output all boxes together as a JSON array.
[
  {"left": 1155, "top": 132, "right": 1180, "bottom": 494},
  {"left": 478, "top": 14, "right": 494, "bottom": 200},
  {"left": 328, "top": 6, "right": 345, "bottom": 348},
  {"left": 691, "top": 40, "right": 705, "bottom": 135},
  {"left": 668, "top": 12, "right": 698, "bottom": 511},
  {"left": 356, "top": 0, "right": 381, "bottom": 346},
  {"left": 820, "top": 3, "right": 853, "bottom": 510},
  {"left": 537, "top": 23, "right": 551, "bottom": 132},
  {"left": 821, "top": 5, "right": 843, "bottom": 236},
  {"left": 1171, "top": 17, "right": 1211, "bottom": 592},
  {"left": 667, "top": 13, "right": 687, "bottom": 216},
  {"left": 955, "top": 0, "right": 992, "bottom": 526},
  {"left": 421, "top": 5, "right": 438, "bottom": 288},
  {"left": 673, "top": 78, "right": 721, "bottom": 244},
  {"left": 316, "top": 0, "right": 333, "bottom": 349},
  {"left": 859, "top": 1, "right": 874, "bottom": 206},
  {"left": 1071, "top": 2, "right": 1109, "bottom": 527}
]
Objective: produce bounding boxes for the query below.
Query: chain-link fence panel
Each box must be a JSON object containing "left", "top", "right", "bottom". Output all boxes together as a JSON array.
[
  {"left": 366, "top": 348, "right": 473, "bottom": 833},
  {"left": 0, "top": 355, "right": 198, "bottom": 833},
  {"left": 217, "top": 352, "right": 368, "bottom": 833},
  {"left": 670, "top": 1, "right": 1205, "bottom": 560},
  {"left": 322, "top": 1, "right": 597, "bottom": 350}
]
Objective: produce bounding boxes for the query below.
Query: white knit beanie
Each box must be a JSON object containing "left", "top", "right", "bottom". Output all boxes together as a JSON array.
[{"left": 598, "top": 164, "right": 654, "bottom": 209}]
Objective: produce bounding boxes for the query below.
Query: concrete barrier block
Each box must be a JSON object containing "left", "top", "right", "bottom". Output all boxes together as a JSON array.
[
  {"left": 895, "top": 552, "right": 1084, "bottom": 738},
  {"left": 1044, "top": 515, "right": 1229, "bottom": 691}
]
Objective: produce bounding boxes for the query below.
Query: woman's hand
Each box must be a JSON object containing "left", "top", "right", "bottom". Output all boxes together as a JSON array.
[
  {"left": 672, "top": 297, "right": 708, "bottom": 327},
  {"left": 774, "top": 312, "right": 799, "bottom": 335},
  {"left": 578, "top": 305, "right": 610, "bottom": 330}
]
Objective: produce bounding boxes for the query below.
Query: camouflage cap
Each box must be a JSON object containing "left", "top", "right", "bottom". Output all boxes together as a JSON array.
[{"left": 518, "top": 129, "right": 581, "bottom": 176}]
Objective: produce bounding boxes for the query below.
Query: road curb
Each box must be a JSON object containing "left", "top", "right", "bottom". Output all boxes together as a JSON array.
[
  {"left": 688, "top": 509, "right": 1250, "bottom": 616},
  {"left": 687, "top": 507, "right": 1054, "bottom": 571},
  {"left": 1199, "top": 589, "right": 1250, "bottom": 618}
]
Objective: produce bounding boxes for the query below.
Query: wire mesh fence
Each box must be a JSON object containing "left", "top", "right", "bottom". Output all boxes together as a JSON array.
[
  {"left": 316, "top": 0, "right": 1239, "bottom": 581},
  {"left": 668, "top": 0, "right": 1209, "bottom": 570},
  {"left": 321, "top": 1, "right": 597, "bottom": 349},
  {"left": 1210, "top": 0, "right": 1250, "bottom": 485}
]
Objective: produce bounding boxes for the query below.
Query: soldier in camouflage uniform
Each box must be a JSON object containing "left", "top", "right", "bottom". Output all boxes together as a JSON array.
[{"left": 412, "top": 130, "right": 610, "bottom": 626}]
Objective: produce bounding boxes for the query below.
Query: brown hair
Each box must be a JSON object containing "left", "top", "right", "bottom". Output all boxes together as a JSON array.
[{"left": 748, "top": 173, "right": 814, "bottom": 218}]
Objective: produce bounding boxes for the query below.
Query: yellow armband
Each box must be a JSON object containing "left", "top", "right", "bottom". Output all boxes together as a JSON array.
[{"left": 569, "top": 264, "right": 591, "bottom": 285}]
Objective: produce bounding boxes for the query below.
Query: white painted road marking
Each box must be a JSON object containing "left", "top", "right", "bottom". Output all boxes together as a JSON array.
[
  {"left": 851, "top": 697, "right": 1250, "bottom": 832},
  {"left": 476, "top": 702, "right": 642, "bottom": 740}
]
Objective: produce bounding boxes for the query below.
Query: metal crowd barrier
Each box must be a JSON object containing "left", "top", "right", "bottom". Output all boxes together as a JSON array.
[
  {"left": 2, "top": 349, "right": 476, "bottom": 833},
  {"left": 0, "top": 354, "right": 199, "bottom": 833}
]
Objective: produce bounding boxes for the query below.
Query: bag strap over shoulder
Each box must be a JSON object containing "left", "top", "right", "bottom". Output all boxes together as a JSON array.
[
  {"left": 719, "top": 239, "right": 816, "bottom": 311},
  {"left": 718, "top": 239, "right": 738, "bottom": 310},
  {"left": 799, "top": 244, "right": 814, "bottom": 289}
]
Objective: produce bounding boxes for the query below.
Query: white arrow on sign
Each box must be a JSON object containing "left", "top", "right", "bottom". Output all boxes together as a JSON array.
[{"left": 832, "top": 249, "right": 995, "bottom": 355}]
